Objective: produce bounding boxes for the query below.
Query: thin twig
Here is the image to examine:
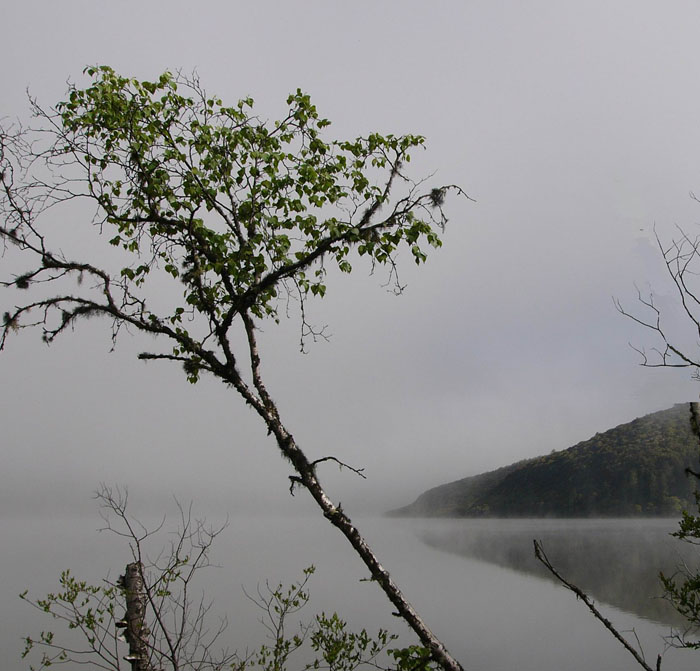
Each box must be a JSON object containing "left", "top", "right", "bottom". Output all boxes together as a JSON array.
[{"left": 310, "top": 456, "right": 367, "bottom": 479}]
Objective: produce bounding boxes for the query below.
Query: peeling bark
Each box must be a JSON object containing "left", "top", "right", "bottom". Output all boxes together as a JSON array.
[
  {"left": 118, "top": 563, "right": 155, "bottom": 671},
  {"left": 262, "top": 413, "right": 465, "bottom": 671}
]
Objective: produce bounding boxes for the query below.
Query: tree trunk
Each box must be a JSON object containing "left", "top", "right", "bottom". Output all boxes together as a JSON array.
[
  {"left": 269, "top": 423, "right": 465, "bottom": 671},
  {"left": 118, "top": 562, "right": 154, "bottom": 671}
]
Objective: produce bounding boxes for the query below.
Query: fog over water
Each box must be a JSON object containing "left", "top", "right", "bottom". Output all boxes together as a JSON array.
[
  {"left": 4, "top": 1, "right": 700, "bottom": 517},
  {"left": 5, "top": 3, "right": 700, "bottom": 670},
  {"left": 5, "top": 512, "right": 700, "bottom": 671}
]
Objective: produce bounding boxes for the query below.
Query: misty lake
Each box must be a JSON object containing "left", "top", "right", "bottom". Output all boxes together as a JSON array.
[{"left": 3, "top": 513, "right": 699, "bottom": 671}]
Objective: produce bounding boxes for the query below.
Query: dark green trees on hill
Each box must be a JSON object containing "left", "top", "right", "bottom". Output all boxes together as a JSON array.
[{"left": 390, "top": 404, "right": 700, "bottom": 517}]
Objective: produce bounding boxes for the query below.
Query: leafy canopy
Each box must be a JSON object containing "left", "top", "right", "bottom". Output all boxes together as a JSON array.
[
  {"left": 1, "top": 66, "right": 462, "bottom": 382},
  {"left": 2, "top": 68, "right": 467, "bottom": 671}
]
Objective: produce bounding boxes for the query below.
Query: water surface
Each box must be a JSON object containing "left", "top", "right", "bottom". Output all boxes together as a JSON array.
[{"left": 3, "top": 513, "right": 698, "bottom": 671}]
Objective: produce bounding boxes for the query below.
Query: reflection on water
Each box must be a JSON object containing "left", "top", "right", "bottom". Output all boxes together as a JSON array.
[
  {"left": 6, "top": 514, "right": 700, "bottom": 670},
  {"left": 417, "top": 518, "right": 696, "bottom": 626}
]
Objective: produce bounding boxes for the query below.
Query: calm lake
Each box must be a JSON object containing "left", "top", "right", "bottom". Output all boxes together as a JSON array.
[{"left": 3, "top": 513, "right": 699, "bottom": 670}]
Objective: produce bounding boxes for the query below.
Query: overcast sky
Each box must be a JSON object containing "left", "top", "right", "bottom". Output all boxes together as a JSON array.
[{"left": 3, "top": 1, "right": 700, "bottom": 517}]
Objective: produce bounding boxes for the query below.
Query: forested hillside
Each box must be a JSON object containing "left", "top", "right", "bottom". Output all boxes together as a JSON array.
[{"left": 389, "top": 404, "right": 700, "bottom": 517}]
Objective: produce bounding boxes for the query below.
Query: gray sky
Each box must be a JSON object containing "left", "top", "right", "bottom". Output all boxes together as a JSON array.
[{"left": 3, "top": 1, "right": 700, "bottom": 516}]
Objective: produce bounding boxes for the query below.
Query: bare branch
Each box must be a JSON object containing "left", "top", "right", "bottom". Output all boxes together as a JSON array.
[
  {"left": 310, "top": 456, "right": 367, "bottom": 479},
  {"left": 534, "top": 540, "right": 661, "bottom": 671},
  {"left": 616, "top": 226, "right": 700, "bottom": 374}
]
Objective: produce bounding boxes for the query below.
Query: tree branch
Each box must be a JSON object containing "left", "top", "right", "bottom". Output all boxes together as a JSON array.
[
  {"left": 4, "top": 69, "right": 469, "bottom": 671},
  {"left": 534, "top": 540, "right": 661, "bottom": 671}
]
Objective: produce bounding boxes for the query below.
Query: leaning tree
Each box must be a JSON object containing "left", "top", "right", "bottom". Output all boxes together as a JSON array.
[{"left": 0, "top": 67, "right": 468, "bottom": 671}]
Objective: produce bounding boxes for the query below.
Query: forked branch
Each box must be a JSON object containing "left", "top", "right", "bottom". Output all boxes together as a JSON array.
[
  {"left": 615, "top": 228, "right": 700, "bottom": 373},
  {"left": 3, "top": 67, "right": 469, "bottom": 671}
]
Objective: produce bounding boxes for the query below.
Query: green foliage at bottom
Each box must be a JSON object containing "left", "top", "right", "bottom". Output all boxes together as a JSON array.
[
  {"left": 21, "top": 564, "right": 435, "bottom": 671},
  {"left": 660, "top": 492, "right": 700, "bottom": 648}
]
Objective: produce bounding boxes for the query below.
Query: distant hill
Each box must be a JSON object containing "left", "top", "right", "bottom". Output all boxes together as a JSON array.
[{"left": 388, "top": 404, "right": 700, "bottom": 517}]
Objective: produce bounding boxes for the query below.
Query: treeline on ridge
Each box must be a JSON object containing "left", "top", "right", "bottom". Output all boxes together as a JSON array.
[{"left": 389, "top": 403, "right": 700, "bottom": 517}]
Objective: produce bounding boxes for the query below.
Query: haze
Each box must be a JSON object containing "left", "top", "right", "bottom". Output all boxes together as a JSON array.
[{"left": 3, "top": 1, "right": 700, "bottom": 520}]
